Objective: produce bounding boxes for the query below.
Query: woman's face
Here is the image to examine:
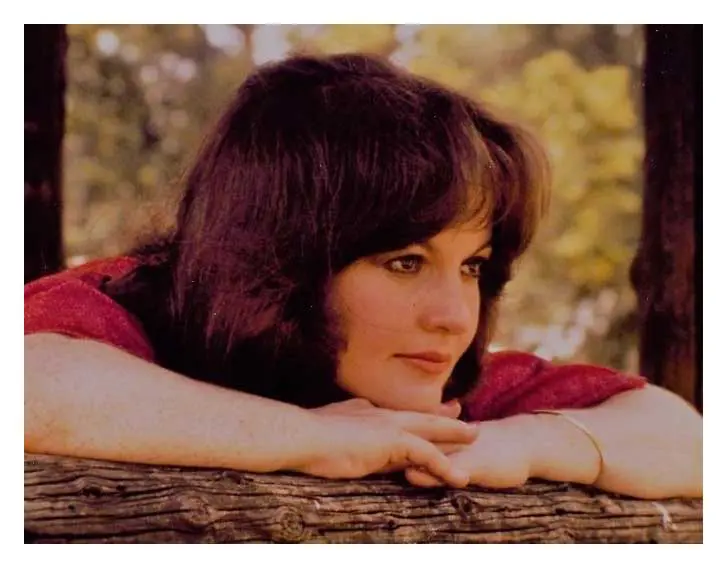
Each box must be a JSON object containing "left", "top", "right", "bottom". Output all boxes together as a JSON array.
[{"left": 328, "top": 222, "right": 492, "bottom": 413}]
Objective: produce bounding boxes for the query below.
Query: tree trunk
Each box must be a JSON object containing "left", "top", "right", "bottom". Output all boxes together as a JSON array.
[
  {"left": 25, "top": 453, "right": 702, "bottom": 543},
  {"left": 631, "top": 25, "right": 700, "bottom": 409},
  {"left": 25, "top": 24, "right": 66, "bottom": 283}
]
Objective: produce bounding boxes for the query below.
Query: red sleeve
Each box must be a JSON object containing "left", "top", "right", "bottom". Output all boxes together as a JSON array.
[
  {"left": 463, "top": 350, "right": 647, "bottom": 421},
  {"left": 24, "top": 258, "right": 155, "bottom": 362}
]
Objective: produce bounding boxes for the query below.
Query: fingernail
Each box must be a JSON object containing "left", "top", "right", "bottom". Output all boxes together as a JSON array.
[{"left": 452, "top": 467, "right": 469, "bottom": 484}]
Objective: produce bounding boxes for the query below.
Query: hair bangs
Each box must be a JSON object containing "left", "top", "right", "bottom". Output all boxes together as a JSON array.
[{"left": 328, "top": 95, "right": 504, "bottom": 267}]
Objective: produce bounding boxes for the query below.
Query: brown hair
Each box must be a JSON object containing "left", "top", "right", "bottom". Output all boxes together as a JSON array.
[{"left": 105, "top": 53, "right": 550, "bottom": 407}]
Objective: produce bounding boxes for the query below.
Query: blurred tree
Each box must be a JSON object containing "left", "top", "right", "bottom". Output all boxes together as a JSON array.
[
  {"left": 64, "top": 25, "right": 254, "bottom": 260},
  {"left": 25, "top": 24, "right": 67, "bottom": 282},
  {"left": 631, "top": 25, "right": 699, "bottom": 409},
  {"left": 287, "top": 24, "right": 399, "bottom": 58},
  {"left": 487, "top": 53, "right": 642, "bottom": 369}
]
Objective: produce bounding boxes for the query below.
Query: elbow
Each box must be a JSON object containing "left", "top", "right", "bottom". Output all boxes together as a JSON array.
[
  {"left": 652, "top": 393, "right": 702, "bottom": 498},
  {"left": 645, "top": 386, "right": 703, "bottom": 498},
  {"left": 24, "top": 378, "right": 70, "bottom": 456},
  {"left": 676, "top": 420, "right": 703, "bottom": 498},
  {"left": 596, "top": 385, "right": 703, "bottom": 499},
  {"left": 24, "top": 334, "right": 75, "bottom": 456}
]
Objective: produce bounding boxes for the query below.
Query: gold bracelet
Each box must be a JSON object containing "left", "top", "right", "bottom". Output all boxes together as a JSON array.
[{"left": 531, "top": 409, "right": 605, "bottom": 484}]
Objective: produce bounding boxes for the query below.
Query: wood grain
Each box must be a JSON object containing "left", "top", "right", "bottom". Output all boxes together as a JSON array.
[{"left": 25, "top": 453, "right": 702, "bottom": 543}]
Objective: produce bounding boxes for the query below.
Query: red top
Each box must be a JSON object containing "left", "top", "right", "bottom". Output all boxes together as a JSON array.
[{"left": 24, "top": 258, "right": 646, "bottom": 421}]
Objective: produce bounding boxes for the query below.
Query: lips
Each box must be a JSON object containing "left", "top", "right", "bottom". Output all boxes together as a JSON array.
[{"left": 395, "top": 352, "right": 452, "bottom": 375}]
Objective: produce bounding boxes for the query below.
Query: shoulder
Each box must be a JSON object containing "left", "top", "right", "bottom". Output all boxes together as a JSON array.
[
  {"left": 25, "top": 256, "right": 139, "bottom": 293},
  {"left": 24, "top": 257, "right": 155, "bottom": 362},
  {"left": 463, "top": 350, "right": 647, "bottom": 421}
]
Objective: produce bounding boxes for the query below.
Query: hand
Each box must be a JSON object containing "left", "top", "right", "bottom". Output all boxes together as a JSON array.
[
  {"left": 296, "top": 398, "right": 479, "bottom": 487},
  {"left": 404, "top": 415, "right": 537, "bottom": 489}
]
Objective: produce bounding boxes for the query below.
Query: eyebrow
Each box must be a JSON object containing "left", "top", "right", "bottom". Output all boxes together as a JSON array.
[
  {"left": 473, "top": 242, "right": 493, "bottom": 257},
  {"left": 417, "top": 239, "right": 493, "bottom": 258}
]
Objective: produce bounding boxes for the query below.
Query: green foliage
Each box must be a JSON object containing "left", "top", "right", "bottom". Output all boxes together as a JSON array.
[
  {"left": 478, "top": 49, "right": 643, "bottom": 369},
  {"left": 64, "top": 24, "right": 250, "bottom": 257},
  {"left": 290, "top": 24, "right": 398, "bottom": 55},
  {"left": 63, "top": 24, "right": 644, "bottom": 370}
]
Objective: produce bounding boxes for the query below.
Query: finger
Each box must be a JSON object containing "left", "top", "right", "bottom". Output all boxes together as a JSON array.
[
  {"left": 434, "top": 442, "right": 469, "bottom": 454},
  {"left": 336, "top": 398, "right": 373, "bottom": 410},
  {"left": 434, "top": 399, "right": 461, "bottom": 419},
  {"left": 312, "top": 397, "right": 373, "bottom": 417},
  {"left": 397, "top": 415, "right": 478, "bottom": 444},
  {"left": 398, "top": 435, "right": 469, "bottom": 488},
  {"left": 405, "top": 467, "right": 446, "bottom": 487}
]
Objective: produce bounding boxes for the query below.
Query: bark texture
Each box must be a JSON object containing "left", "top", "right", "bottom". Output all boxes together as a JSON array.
[
  {"left": 25, "top": 24, "right": 67, "bottom": 283},
  {"left": 25, "top": 453, "right": 702, "bottom": 543},
  {"left": 631, "top": 25, "right": 700, "bottom": 409}
]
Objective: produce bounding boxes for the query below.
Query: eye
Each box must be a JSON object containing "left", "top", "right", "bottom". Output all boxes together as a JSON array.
[
  {"left": 462, "top": 257, "right": 488, "bottom": 279},
  {"left": 385, "top": 255, "right": 424, "bottom": 275}
]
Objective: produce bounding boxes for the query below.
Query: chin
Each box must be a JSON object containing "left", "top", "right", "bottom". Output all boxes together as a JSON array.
[
  {"left": 336, "top": 372, "right": 447, "bottom": 414},
  {"left": 373, "top": 391, "right": 444, "bottom": 414}
]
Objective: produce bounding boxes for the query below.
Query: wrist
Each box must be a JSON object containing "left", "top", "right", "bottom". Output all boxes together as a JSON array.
[
  {"left": 275, "top": 408, "right": 330, "bottom": 474},
  {"left": 224, "top": 397, "right": 326, "bottom": 474},
  {"left": 479, "top": 414, "right": 544, "bottom": 481},
  {"left": 503, "top": 414, "right": 549, "bottom": 480},
  {"left": 522, "top": 412, "right": 602, "bottom": 485}
]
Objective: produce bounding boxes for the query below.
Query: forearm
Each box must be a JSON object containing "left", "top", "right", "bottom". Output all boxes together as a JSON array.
[
  {"left": 527, "top": 385, "right": 703, "bottom": 498},
  {"left": 25, "top": 333, "right": 320, "bottom": 473}
]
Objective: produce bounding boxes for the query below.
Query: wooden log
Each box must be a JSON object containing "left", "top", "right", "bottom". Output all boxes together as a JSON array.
[{"left": 25, "top": 453, "right": 702, "bottom": 543}]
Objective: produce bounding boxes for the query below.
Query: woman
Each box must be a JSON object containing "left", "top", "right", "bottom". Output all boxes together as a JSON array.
[{"left": 24, "top": 53, "right": 702, "bottom": 498}]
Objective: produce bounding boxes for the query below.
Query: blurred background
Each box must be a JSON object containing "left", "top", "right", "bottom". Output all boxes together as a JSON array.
[{"left": 62, "top": 24, "right": 645, "bottom": 372}]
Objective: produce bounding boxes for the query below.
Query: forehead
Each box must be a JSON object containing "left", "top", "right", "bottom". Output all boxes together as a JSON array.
[
  {"left": 447, "top": 215, "right": 492, "bottom": 238},
  {"left": 450, "top": 182, "right": 495, "bottom": 237},
  {"left": 424, "top": 221, "right": 492, "bottom": 248}
]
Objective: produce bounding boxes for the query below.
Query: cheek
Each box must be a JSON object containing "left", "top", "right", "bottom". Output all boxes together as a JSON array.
[
  {"left": 331, "top": 297, "right": 392, "bottom": 400},
  {"left": 333, "top": 273, "right": 416, "bottom": 340},
  {"left": 330, "top": 273, "right": 416, "bottom": 390},
  {"left": 467, "top": 285, "right": 483, "bottom": 335}
]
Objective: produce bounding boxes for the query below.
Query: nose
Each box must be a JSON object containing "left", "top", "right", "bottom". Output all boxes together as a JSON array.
[{"left": 416, "top": 276, "right": 477, "bottom": 336}]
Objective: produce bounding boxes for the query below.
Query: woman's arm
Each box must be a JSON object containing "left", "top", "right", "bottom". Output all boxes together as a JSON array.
[
  {"left": 25, "top": 333, "right": 475, "bottom": 484},
  {"left": 25, "top": 333, "right": 325, "bottom": 472},
  {"left": 407, "top": 385, "right": 702, "bottom": 499},
  {"left": 527, "top": 384, "right": 702, "bottom": 499}
]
